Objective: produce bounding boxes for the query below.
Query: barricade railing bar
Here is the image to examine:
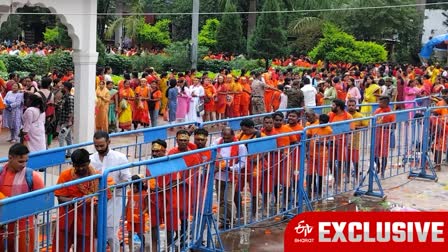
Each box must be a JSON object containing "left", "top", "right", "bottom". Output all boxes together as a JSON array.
[{"left": 0, "top": 98, "right": 446, "bottom": 252}]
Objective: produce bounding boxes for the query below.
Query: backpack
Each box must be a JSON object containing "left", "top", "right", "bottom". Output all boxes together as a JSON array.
[{"left": 0, "top": 167, "right": 34, "bottom": 192}]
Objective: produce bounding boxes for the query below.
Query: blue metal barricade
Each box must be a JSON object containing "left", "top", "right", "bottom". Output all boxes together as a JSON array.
[{"left": 1, "top": 98, "right": 447, "bottom": 252}]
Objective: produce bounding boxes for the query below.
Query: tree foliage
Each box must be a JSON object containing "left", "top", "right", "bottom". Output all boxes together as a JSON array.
[
  {"left": 199, "top": 19, "right": 220, "bottom": 51},
  {"left": 137, "top": 19, "right": 171, "bottom": 49},
  {"left": 43, "top": 26, "right": 71, "bottom": 48},
  {"left": 0, "top": 15, "right": 22, "bottom": 41},
  {"left": 289, "top": 22, "right": 324, "bottom": 55},
  {"left": 309, "top": 23, "right": 387, "bottom": 64},
  {"left": 248, "top": 0, "right": 287, "bottom": 60},
  {"left": 216, "top": 1, "right": 245, "bottom": 54}
]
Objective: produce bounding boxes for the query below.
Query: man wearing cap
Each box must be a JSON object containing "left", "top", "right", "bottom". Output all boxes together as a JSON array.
[
  {"left": 167, "top": 130, "right": 202, "bottom": 246},
  {"left": 56, "top": 81, "right": 74, "bottom": 157},
  {"left": 53, "top": 149, "right": 114, "bottom": 252},
  {"left": 90, "top": 131, "right": 131, "bottom": 252}
]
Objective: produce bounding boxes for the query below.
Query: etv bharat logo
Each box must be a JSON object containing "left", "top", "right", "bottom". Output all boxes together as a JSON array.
[{"left": 294, "top": 220, "right": 315, "bottom": 243}]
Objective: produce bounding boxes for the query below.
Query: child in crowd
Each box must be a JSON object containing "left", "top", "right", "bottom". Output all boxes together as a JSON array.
[{"left": 126, "top": 174, "right": 148, "bottom": 251}]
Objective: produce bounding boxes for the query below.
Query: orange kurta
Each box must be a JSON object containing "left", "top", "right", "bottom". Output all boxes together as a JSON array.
[
  {"left": 237, "top": 131, "right": 267, "bottom": 195},
  {"left": 240, "top": 80, "right": 251, "bottom": 116},
  {"left": 126, "top": 190, "right": 148, "bottom": 233},
  {"left": 95, "top": 87, "right": 110, "bottom": 132},
  {"left": 215, "top": 83, "right": 229, "bottom": 114},
  {"left": 263, "top": 74, "right": 275, "bottom": 112},
  {"left": 0, "top": 168, "right": 44, "bottom": 252},
  {"left": 203, "top": 84, "right": 216, "bottom": 112},
  {"left": 167, "top": 147, "right": 202, "bottom": 220},
  {"left": 133, "top": 85, "right": 150, "bottom": 125},
  {"left": 230, "top": 81, "right": 243, "bottom": 117},
  {"left": 52, "top": 167, "right": 114, "bottom": 252},
  {"left": 373, "top": 107, "right": 396, "bottom": 157},
  {"left": 307, "top": 126, "right": 333, "bottom": 176},
  {"left": 273, "top": 125, "right": 297, "bottom": 187}
]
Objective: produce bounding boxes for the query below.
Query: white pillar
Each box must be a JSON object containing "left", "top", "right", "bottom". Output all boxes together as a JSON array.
[
  {"left": 115, "top": 0, "right": 123, "bottom": 48},
  {"left": 72, "top": 51, "right": 98, "bottom": 143}
]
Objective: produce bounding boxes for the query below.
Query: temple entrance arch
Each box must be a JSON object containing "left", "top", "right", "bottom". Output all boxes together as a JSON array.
[{"left": 0, "top": 0, "right": 98, "bottom": 143}]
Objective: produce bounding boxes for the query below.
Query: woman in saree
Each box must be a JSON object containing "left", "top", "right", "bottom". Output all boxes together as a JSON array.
[
  {"left": 404, "top": 79, "right": 421, "bottom": 109},
  {"left": 215, "top": 75, "right": 229, "bottom": 121},
  {"left": 133, "top": 78, "right": 150, "bottom": 128},
  {"left": 107, "top": 81, "right": 119, "bottom": 133},
  {"left": 360, "top": 76, "right": 381, "bottom": 116},
  {"left": 118, "top": 80, "right": 135, "bottom": 131},
  {"left": 95, "top": 80, "right": 110, "bottom": 132}
]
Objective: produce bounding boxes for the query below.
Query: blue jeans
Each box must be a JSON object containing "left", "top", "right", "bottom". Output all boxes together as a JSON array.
[{"left": 58, "top": 125, "right": 73, "bottom": 156}]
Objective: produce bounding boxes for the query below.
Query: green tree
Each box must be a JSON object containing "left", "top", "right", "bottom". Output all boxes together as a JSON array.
[
  {"left": 333, "top": 0, "right": 422, "bottom": 63},
  {"left": 309, "top": 23, "right": 387, "bottom": 64},
  {"left": 216, "top": 0, "right": 245, "bottom": 54},
  {"left": 105, "top": 0, "right": 146, "bottom": 45},
  {"left": 43, "top": 25, "right": 72, "bottom": 48},
  {"left": 137, "top": 19, "right": 171, "bottom": 49},
  {"left": 199, "top": 19, "right": 220, "bottom": 52},
  {"left": 248, "top": 0, "right": 287, "bottom": 63},
  {"left": 97, "top": 0, "right": 116, "bottom": 40},
  {"left": 288, "top": 23, "right": 323, "bottom": 55},
  {"left": 0, "top": 16, "right": 22, "bottom": 41}
]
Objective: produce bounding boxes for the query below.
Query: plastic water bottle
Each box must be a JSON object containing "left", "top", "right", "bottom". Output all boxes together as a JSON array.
[{"left": 133, "top": 234, "right": 142, "bottom": 251}]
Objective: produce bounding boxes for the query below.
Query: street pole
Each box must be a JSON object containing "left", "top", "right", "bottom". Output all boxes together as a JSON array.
[{"left": 191, "top": 0, "right": 200, "bottom": 69}]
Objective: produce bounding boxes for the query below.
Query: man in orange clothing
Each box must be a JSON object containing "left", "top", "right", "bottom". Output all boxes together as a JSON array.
[
  {"left": 306, "top": 114, "right": 333, "bottom": 198},
  {"left": 373, "top": 96, "right": 396, "bottom": 178},
  {"left": 272, "top": 112, "right": 297, "bottom": 211},
  {"left": 53, "top": 149, "right": 114, "bottom": 252},
  {"left": 286, "top": 110, "right": 304, "bottom": 197},
  {"left": 347, "top": 98, "right": 369, "bottom": 182},
  {"left": 148, "top": 139, "right": 178, "bottom": 249},
  {"left": 328, "top": 99, "right": 354, "bottom": 187},
  {"left": 430, "top": 90, "right": 448, "bottom": 171},
  {"left": 229, "top": 75, "right": 243, "bottom": 117},
  {"left": 239, "top": 76, "right": 251, "bottom": 116},
  {"left": 236, "top": 119, "right": 265, "bottom": 218},
  {"left": 0, "top": 144, "right": 44, "bottom": 252},
  {"left": 167, "top": 130, "right": 202, "bottom": 247}
]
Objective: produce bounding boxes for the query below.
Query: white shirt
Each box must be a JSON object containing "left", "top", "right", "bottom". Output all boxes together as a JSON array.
[
  {"left": 212, "top": 138, "right": 247, "bottom": 181},
  {"left": 104, "top": 74, "right": 113, "bottom": 83},
  {"left": 90, "top": 149, "right": 131, "bottom": 196},
  {"left": 301, "top": 84, "right": 317, "bottom": 107},
  {"left": 279, "top": 93, "right": 288, "bottom": 110}
]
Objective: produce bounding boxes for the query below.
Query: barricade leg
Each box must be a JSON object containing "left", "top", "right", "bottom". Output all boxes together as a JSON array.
[
  {"left": 408, "top": 110, "right": 438, "bottom": 181},
  {"left": 355, "top": 119, "right": 385, "bottom": 198}
]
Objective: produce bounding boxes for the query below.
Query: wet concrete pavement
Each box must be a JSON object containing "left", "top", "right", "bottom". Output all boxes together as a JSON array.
[{"left": 219, "top": 164, "right": 448, "bottom": 252}]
